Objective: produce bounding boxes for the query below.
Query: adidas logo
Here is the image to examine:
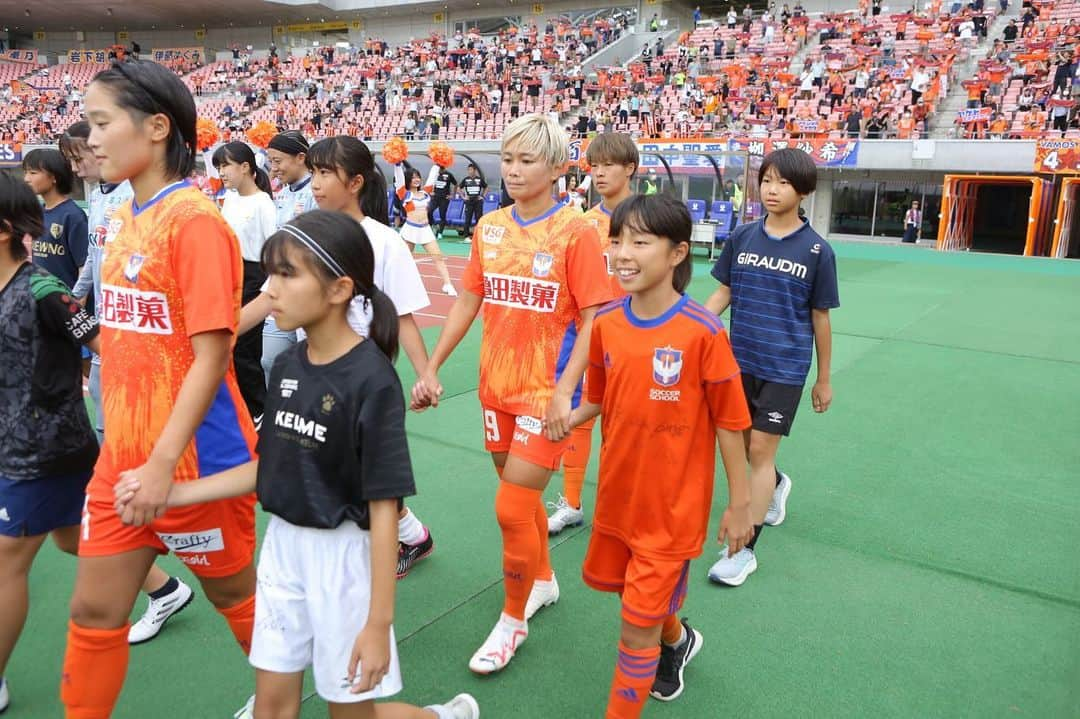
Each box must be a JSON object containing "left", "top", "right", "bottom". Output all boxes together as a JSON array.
[
  {"left": 617, "top": 687, "right": 639, "bottom": 702},
  {"left": 0, "top": 507, "right": 9, "bottom": 521}
]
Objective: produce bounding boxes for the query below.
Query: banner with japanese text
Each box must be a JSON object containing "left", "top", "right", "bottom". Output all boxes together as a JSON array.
[
  {"left": 67, "top": 49, "right": 110, "bottom": 64},
  {"left": 0, "top": 49, "right": 37, "bottom": 64},
  {"left": 151, "top": 47, "right": 205, "bottom": 64},
  {"left": 633, "top": 138, "right": 858, "bottom": 170}
]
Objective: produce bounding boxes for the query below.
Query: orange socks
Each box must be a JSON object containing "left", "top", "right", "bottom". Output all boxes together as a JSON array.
[
  {"left": 562, "top": 424, "right": 592, "bottom": 508},
  {"left": 61, "top": 621, "right": 130, "bottom": 719},
  {"left": 495, "top": 481, "right": 542, "bottom": 621},
  {"left": 661, "top": 614, "right": 684, "bottom": 646},
  {"left": 534, "top": 496, "right": 553, "bottom": 582},
  {"left": 217, "top": 594, "right": 256, "bottom": 654},
  {"left": 606, "top": 641, "right": 660, "bottom": 719}
]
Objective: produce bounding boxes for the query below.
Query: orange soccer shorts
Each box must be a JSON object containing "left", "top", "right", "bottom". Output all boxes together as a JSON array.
[
  {"left": 582, "top": 531, "right": 690, "bottom": 628},
  {"left": 79, "top": 470, "right": 256, "bottom": 579},
  {"left": 481, "top": 406, "right": 570, "bottom": 470}
]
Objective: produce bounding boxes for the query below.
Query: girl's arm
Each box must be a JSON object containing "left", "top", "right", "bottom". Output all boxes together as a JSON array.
[
  {"left": 394, "top": 163, "right": 408, "bottom": 200},
  {"left": 704, "top": 284, "right": 732, "bottom": 315},
  {"left": 347, "top": 497, "right": 397, "bottom": 693},
  {"left": 715, "top": 427, "right": 753, "bottom": 553},
  {"left": 569, "top": 399, "right": 601, "bottom": 428},
  {"left": 115, "top": 460, "right": 258, "bottom": 514},
  {"left": 398, "top": 313, "right": 429, "bottom": 375},
  {"left": 423, "top": 164, "right": 440, "bottom": 193},
  {"left": 811, "top": 309, "right": 833, "bottom": 412},
  {"left": 411, "top": 290, "right": 483, "bottom": 410},
  {"left": 238, "top": 292, "right": 273, "bottom": 335},
  {"left": 71, "top": 248, "right": 95, "bottom": 300},
  {"left": 544, "top": 305, "right": 599, "bottom": 441},
  {"left": 118, "top": 330, "right": 235, "bottom": 527}
]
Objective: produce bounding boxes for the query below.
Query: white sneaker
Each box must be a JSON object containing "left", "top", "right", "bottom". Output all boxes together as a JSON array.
[
  {"left": 707, "top": 546, "right": 758, "bottom": 587},
  {"left": 525, "top": 574, "right": 559, "bottom": 620},
  {"left": 427, "top": 693, "right": 480, "bottom": 719},
  {"left": 764, "top": 472, "right": 792, "bottom": 526},
  {"left": 128, "top": 579, "right": 195, "bottom": 645},
  {"left": 441, "top": 283, "right": 458, "bottom": 296},
  {"left": 233, "top": 694, "right": 254, "bottom": 719},
  {"left": 468, "top": 613, "right": 527, "bottom": 674},
  {"left": 0, "top": 677, "right": 10, "bottom": 713},
  {"left": 546, "top": 495, "right": 584, "bottom": 535}
]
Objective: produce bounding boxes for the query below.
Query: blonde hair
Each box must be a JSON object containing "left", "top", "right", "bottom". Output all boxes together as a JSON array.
[{"left": 501, "top": 114, "right": 569, "bottom": 169}]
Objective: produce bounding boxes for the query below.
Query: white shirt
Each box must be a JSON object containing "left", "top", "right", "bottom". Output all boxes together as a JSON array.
[
  {"left": 293, "top": 217, "right": 430, "bottom": 341},
  {"left": 221, "top": 190, "right": 278, "bottom": 261}
]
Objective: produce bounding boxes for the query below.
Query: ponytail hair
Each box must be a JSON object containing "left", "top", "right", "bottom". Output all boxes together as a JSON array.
[
  {"left": 213, "top": 141, "right": 273, "bottom": 197},
  {"left": 307, "top": 136, "right": 389, "bottom": 226},
  {"left": 261, "top": 210, "right": 399, "bottom": 360}
]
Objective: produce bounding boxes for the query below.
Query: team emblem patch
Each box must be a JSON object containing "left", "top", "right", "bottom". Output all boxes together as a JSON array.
[
  {"left": 532, "top": 252, "right": 554, "bottom": 278},
  {"left": 50, "top": 222, "right": 63, "bottom": 239},
  {"left": 92, "top": 224, "right": 108, "bottom": 248},
  {"left": 652, "top": 346, "right": 683, "bottom": 387},
  {"left": 106, "top": 217, "right": 123, "bottom": 243},
  {"left": 123, "top": 253, "right": 145, "bottom": 283}
]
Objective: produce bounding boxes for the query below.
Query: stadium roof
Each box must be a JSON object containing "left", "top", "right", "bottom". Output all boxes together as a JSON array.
[{"left": 0, "top": 0, "right": 494, "bottom": 33}]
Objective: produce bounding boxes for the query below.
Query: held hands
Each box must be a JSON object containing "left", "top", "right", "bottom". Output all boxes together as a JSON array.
[
  {"left": 542, "top": 390, "right": 573, "bottom": 442},
  {"left": 717, "top": 502, "right": 753, "bottom": 554},
  {"left": 410, "top": 370, "right": 444, "bottom": 412},
  {"left": 113, "top": 457, "right": 174, "bottom": 526},
  {"left": 811, "top": 381, "right": 833, "bottom": 413},
  {"left": 346, "top": 622, "right": 391, "bottom": 694}
]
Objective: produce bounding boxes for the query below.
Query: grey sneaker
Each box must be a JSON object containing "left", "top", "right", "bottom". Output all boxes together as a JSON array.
[
  {"left": 707, "top": 546, "right": 758, "bottom": 586},
  {"left": 427, "top": 693, "right": 480, "bottom": 719},
  {"left": 764, "top": 471, "right": 792, "bottom": 526}
]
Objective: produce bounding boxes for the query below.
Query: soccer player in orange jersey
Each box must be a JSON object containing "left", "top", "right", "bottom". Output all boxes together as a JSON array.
[
  {"left": 412, "top": 114, "right": 613, "bottom": 674},
  {"left": 548, "top": 133, "right": 638, "bottom": 536},
  {"left": 570, "top": 194, "right": 753, "bottom": 717},
  {"left": 60, "top": 61, "right": 258, "bottom": 719}
]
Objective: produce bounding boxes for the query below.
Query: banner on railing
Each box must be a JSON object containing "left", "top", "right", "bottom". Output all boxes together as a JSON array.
[
  {"left": 67, "top": 49, "right": 110, "bottom": 64},
  {"left": 0, "top": 49, "right": 38, "bottom": 64},
  {"left": 151, "top": 47, "right": 205, "bottom": 64},
  {"left": 1034, "top": 139, "right": 1080, "bottom": 173},
  {"left": 634, "top": 138, "right": 859, "bottom": 169},
  {"left": 0, "top": 142, "right": 24, "bottom": 167}
]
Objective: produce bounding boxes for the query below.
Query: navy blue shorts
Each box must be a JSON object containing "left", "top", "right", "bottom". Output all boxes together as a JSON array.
[{"left": 0, "top": 471, "right": 91, "bottom": 537}]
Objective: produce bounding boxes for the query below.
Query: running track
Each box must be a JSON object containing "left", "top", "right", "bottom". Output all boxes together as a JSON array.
[{"left": 413, "top": 254, "right": 468, "bottom": 328}]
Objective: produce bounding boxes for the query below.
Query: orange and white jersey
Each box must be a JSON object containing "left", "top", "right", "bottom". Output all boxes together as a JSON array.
[
  {"left": 97, "top": 181, "right": 257, "bottom": 482},
  {"left": 586, "top": 295, "right": 751, "bottom": 560},
  {"left": 583, "top": 200, "right": 627, "bottom": 300},
  {"left": 462, "top": 203, "right": 613, "bottom": 417}
]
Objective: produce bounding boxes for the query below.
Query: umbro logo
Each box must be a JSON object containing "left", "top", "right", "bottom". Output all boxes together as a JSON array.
[
  {"left": 0, "top": 507, "right": 9, "bottom": 521},
  {"left": 767, "top": 411, "right": 784, "bottom": 423}
]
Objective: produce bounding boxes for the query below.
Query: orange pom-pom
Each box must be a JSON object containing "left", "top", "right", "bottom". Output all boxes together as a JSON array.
[
  {"left": 428, "top": 141, "right": 455, "bottom": 168},
  {"left": 196, "top": 117, "right": 219, "bottom": 152},
  {"left": 245, "top": 120, "right": 278, "bottom": 149},
  {"left": 382, "top": 136, "right": 409, "bottom": 165},
  {"left": 577, "top": 156, "right": 592, "bottom": 173}
]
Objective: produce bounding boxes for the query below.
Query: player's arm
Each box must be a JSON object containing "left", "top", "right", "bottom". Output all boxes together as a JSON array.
[
  {"left": 716, "top": 427, "right": 752, "bottom": 553},
  {"left": 398, "top": 313, "right": 428, "bottom": 375},
  {"left": 411, "top": 289, "right": 483, "bottom": 410},
  {"left": 569, "top": 400, "right": 601, "bottom": 428},
  {"left": 348, "top": 497, "right": 397, "bottom": 693},
  {"left": 394, "top": 163, "right": 408, "bottom": 200},
  {"left": 71, "top": 249, "right": 95, "bottom": 302},
  {"left": 114, "top": 460, "right": 258, "bottom": 512},
  {"left": 811, "top": 308, "right": 833, "bottom": 413},
  {"left": 545, "top": 304, "right": 600, "bottom": 441},
  {"left": 238, "top": 292, "right": 272, "bottom": 335},
  {"left": 704, "top": 284, "right": 731, "bottom": 315},
  {"left": 119, "top": 330, "right": 235, "bottom": 526}
]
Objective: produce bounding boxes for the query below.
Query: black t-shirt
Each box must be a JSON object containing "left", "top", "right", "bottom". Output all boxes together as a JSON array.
[
  {"left": 0, "top": 264, "right": 99, "bottom": 479},
  {"left": 461, "top": 176, "right": 487, "bottom": 199},
  {"left": 433, "top": 170, "right": 457, "bottom": 197},
  {"left": 257, "top": 340, "right": 416, "bottom": 529}
]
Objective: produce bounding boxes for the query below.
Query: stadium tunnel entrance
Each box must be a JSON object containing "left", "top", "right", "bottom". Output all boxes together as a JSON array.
[{"left": 937, "top": 175, "right": 1056, "bottom": 256}]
